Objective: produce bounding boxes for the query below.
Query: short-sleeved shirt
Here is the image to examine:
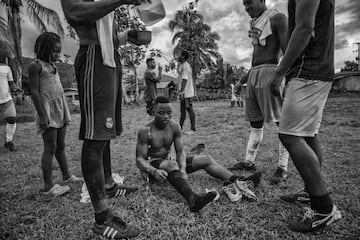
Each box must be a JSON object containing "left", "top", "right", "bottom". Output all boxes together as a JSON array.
[
  {"left": 0, "top": 65, "right": 13, "bottom": 104},
  {"left": 144, "top": 69, "right": 158, "bottom": 103},
  {"left": 178, "top": 62, "right": 194, "bottom": 98}
]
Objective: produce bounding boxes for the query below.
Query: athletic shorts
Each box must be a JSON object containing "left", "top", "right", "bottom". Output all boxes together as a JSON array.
[
  {"left": 0, "top": 100, "right": 16, "bottom": 118},
  {"left": 279, "top": 78, "right": 332, "bottom": 137},
  {"left": 245, "top": 64, "right": 284, "bottom": 123},
  {"left": 74, "top": 44, "right": 122, "bottom": 140},
  {"left": 181, "top": 98, "right": 193, "bottom": 109},
  {"left": 150, "top": 155, "right": 196, "bottom": 174}
]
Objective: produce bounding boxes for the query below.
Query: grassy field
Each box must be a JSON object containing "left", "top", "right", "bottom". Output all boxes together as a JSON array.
[{"left": 1, "top": 94, "right": 359, "bottom": 240}]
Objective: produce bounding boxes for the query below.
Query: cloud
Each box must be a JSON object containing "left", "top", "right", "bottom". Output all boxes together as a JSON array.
[{"left": 19, "top": 0, "right": 360, "bottom": 72}]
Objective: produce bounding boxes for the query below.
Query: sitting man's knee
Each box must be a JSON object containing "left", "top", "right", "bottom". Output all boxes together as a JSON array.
[
  {"left": 162, "top": 160, "right": 179, "bottom": 172},
  {"left": 6, "top": 117, "right": 16, "bottom": 124}
]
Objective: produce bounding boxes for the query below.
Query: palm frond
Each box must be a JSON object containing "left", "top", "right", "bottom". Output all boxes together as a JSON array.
[{"left": 24, "top": 0, "right": 64, "bottom": 37}]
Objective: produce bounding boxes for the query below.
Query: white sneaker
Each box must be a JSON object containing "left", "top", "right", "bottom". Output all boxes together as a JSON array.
[
  {"left": 222, "top": 183, "right": 242, "bottom": 202},
  {"left": 235, "top": 180, "right": 257, "bottom": 201},
  {"left": 43, "top": 184, "right": 70, "bottom": 197}
]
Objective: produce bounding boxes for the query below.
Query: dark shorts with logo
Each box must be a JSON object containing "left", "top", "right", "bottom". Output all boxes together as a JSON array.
[{"left": 74, "top": 44, "right": 122, "bottom": 140}]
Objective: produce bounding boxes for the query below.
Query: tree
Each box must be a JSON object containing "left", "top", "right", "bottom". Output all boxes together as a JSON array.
[
  {"left": 0, "top": 0, "right": 64, "bottom": 85},
  {"left": 114, "top": 7, "right": 149, "bottom": 103},
  {"left": 168, "top": 1, "right": 221, "bottom": 91},
  {"left": 340, "top": 60, "right": 359, "bottom": 72}
]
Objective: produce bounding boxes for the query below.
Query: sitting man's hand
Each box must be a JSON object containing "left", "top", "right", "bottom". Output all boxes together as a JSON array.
[{"left": 153, "top": 169, "right": 168, "bottom": 182}]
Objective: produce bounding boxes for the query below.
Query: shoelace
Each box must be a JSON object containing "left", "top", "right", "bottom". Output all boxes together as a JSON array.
[{"left": 302, "top": 207, "right": 315, "bottom": 222}]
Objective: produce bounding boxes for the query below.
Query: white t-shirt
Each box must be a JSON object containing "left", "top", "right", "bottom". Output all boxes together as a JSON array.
[
  {"left": 0, "top": 65, "right": 13, "bottom": 104},
  {"left": 178, "top": 61, "right": 194, "bottom": 98}
]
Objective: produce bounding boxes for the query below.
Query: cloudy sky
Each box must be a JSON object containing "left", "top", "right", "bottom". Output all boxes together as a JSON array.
[{"left": 21, "top": 0, "right": 360, "bottom": 73}]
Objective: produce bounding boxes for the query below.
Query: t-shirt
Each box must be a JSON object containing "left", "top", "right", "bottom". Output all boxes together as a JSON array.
[
  {"left": 287, "top": 0, "right": 334, "bottom": 82},
  {"left": 0, "top": 65, "right": 13, "bottom": 104},
  {"left": 178, "top": 62, "right": 194, "bottom": 98},
  {"left": 144, "top": 69, "right": 158, "bottom": 102}
]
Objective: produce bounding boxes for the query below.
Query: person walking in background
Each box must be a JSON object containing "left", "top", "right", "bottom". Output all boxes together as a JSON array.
[
  {"left": 178, "top": 50, "right": 196, "bottom": 135},
  {"left": 28, "top": 32, "right": 82, "bottom": 197}
]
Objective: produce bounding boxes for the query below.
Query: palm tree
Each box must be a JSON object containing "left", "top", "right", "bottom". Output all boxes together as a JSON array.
[
  {"left": 168, "top": 3, "right": 221, "bottom": 88},
  {"left": 0, "top": 0, "right": 63, "bottom": 84}
]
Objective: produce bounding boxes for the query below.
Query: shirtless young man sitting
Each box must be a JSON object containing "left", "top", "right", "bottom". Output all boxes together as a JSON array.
[{"left": 136, "top": 96, "right": 262, "bottom": 211}]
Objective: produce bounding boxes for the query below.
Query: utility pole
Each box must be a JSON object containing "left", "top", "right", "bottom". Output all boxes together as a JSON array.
[{"left": 354, "top": 42, "right": 360, "bottom": 71}]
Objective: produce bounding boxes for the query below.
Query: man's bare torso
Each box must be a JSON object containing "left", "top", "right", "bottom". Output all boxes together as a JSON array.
[
  {"left": 252, "top": 16, "right": 282, "bottom": 67},
  {"left": 146, "top": 121, "right": 178, "bottom": 160}
]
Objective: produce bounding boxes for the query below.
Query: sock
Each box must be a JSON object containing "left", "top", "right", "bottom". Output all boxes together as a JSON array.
[
  {"left": 310, "top": 193, "right": 333, "bottom": 214},
  {"left": 278, "top": 140, "right": 289, "bottom": 171},
  {"left": 223, "top": 175, "right": 240, "bottom": 186},
  {"left": 245, "top": 127, "right": 263, "bottom": 163},
  {"left": 95, "top": 208, "right": 112, "bottom": 225},
  {"left": 6, "top": 123, "right": 16, "bottom": 142},
  {"left": 167, "top": 170, "right": 196, "bottom": 205}
]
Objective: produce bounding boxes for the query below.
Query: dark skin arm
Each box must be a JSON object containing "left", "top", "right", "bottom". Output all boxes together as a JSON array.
[
  {"left": 61, "top": 0, "right": 150, "bottom": 26},
  {"left": 271, "top": 0, "right": 320, "bottom": 96},
  {"left": 28, "top": 62, "right": 48, "bottom": 130},
  {"left": 271, "top": 13, "right": 288, "bottom": 56},
  {"left": 136, "top": 127, "right": 168, "bottom": 181},
  {"left": 173, "top": 124, "right": 187, "bottom": 174}
]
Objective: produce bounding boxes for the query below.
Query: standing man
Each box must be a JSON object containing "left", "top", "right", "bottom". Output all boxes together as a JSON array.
[
  {"left": 271, "top": 0, "right": 341, "bottom": 232},
  {"left": 144, "top": 57, "right": 162, "bottom": 119},
  {"left": 61, "top": 0, "right": 150, "bottom": 239},
  {"left": 0, "top": 45, "right": 19, "bottom": 152},
  {"left": 178, "top": 50, "right": 196, "bottom": 134},
  {"left": 230, "top": 0, "right": 289, "bottom": 184}
]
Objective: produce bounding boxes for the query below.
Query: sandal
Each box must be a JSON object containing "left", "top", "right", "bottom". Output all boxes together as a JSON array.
[{"left": 42, "top": 184, "right": 70, "bottom": 197}]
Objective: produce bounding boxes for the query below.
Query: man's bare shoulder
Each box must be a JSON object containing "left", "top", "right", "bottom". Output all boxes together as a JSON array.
[
  {"left": 168, "top": 120, "right": 182, "bottom": 132},
  {"left": 270, "top": 12, "right": 287, "bottom": 27}
]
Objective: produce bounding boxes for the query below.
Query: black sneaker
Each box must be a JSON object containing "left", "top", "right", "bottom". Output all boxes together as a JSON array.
[
  {"left": 106, "top": 184, "right": 138, "bottom": 199},
  {"left": 4, "top": 141, "right": 15, "bottom": 152},
  {"left": 288, "top": 205, "right": 342, "bottom": 232},
  {"left": 242, "top": 171, "right": 262, "bottom": 188},
  {"left": 270, "top": 167, "right": 287, "bottom": 185},
  {"left": 189, "top": 191, "right": 217, "bottom": 212},
  {"left": 228, "top": 161, "right": 256, "bottom": 171},
  {"left": 279, "top": 189, "right": 310, "bottom": 203},
  {"left": 93, "top": 215, "right": 140, "bottom": 239}
]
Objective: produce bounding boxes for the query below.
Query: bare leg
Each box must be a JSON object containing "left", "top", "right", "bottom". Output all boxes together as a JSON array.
[
  {"left": 55, "top": 126, "right": 71, "bottom": 181},
  {"left": 191, "top": 154, "right": 233, "bottom": 181},
  {"left": 41, "top": 128, "right": 57, "bottom": 191}
]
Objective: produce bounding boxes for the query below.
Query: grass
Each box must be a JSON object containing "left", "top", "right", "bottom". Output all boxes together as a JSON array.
[{"left": 1, "top": 94, "right": 360, "bottom": 240}]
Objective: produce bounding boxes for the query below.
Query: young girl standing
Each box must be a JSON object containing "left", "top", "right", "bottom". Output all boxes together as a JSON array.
[{"left": 28, "top": 32, "right": 81, "bottom": 197}]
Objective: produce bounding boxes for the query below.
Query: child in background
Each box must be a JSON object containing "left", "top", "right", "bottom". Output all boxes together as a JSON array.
[
  {"left": 28, "top": 32, "right": 82, "bottom": 197},
  {"left": 0, "top": 43, "right": 19, "bottom": 151}
]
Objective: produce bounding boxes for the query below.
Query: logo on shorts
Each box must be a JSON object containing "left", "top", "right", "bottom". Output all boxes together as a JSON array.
[{"left": 105, "top": 117, "right": 113, "bottom": 129}]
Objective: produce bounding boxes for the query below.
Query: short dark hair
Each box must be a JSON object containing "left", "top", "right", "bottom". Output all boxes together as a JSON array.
[
  {"left": 34, "top": 32, "right": 61, "bottom": 61},
  {"left": 146, "top": 58, "right": 154, "bottom": 65},
  {"left": 154, "top": 96, "right": 170, "bottom": 105},
  {"left": 180, "top": 50, "right": 190, "bottom": 60}
]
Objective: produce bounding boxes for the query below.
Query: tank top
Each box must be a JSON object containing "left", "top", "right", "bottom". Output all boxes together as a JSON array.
[{"left": 286, "top": 0, "right": 334, "bottom": 82}]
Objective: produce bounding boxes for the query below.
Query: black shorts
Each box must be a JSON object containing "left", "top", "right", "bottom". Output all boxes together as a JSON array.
[
  {"left": 146, "top": 101, "right": 154, "bottom": 115},
  {"left": 181, "top": 98, "right": 193, "bottom": 109},
  {"left": 150, "top": 155, "right": 196, "bottom": 173},
  {"left": 74, "top": 45, "right": 122, "bottom": 140}
]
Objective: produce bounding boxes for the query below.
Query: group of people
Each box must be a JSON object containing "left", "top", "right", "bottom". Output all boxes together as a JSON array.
[{"left": 0, "top": 0, "right": 340, "bottom": 238}]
